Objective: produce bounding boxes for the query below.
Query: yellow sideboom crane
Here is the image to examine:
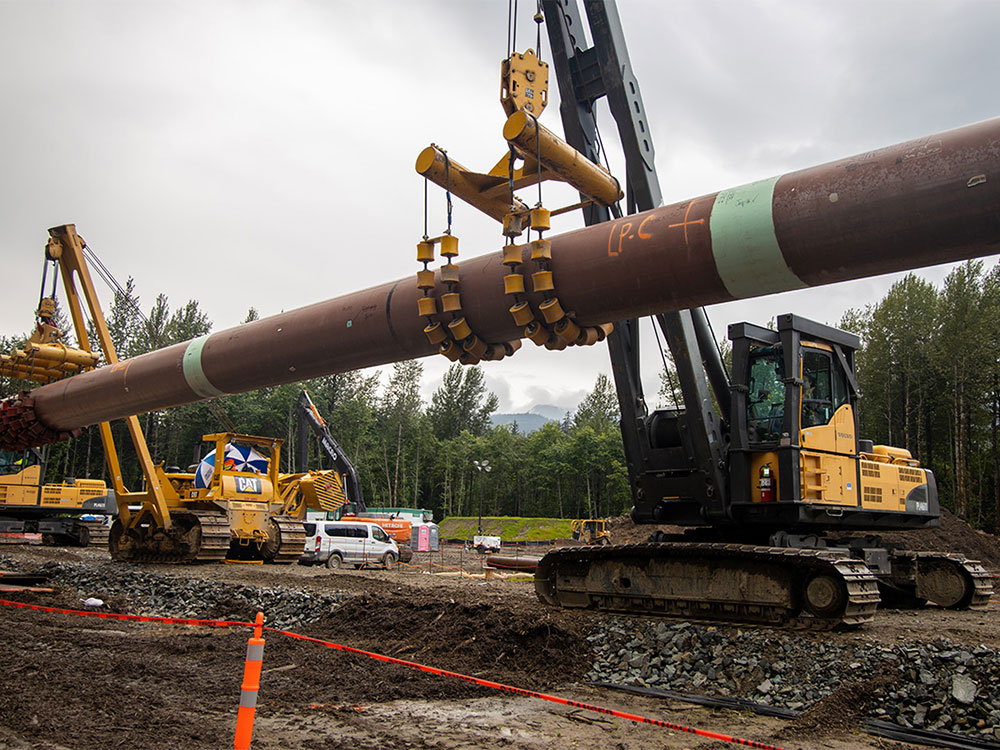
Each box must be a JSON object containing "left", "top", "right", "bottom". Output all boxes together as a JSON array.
[{"left": 7, "top": 226, "right": 305, "bottom": 563}]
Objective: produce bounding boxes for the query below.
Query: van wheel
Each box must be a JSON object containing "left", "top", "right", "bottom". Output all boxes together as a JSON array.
[
  {"left": 382, "top": 552, "right": 398, "bottom": 569},
  {"left": 325, "top": 553, "right": 344, "bottom": 570}
]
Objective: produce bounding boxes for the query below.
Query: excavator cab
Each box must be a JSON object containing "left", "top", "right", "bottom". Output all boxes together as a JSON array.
[{"left": 728, "top": 314, "right": 938, "bottom": 530}]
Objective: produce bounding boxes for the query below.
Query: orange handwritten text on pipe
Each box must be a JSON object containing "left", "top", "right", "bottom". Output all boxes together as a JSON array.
[
  {"left": 638, "top": 215, "right": 654, "bottom": 239},
  {"left": 607, "top": 222, "right": 632, "bottom": 257},
  {"left": 667, "top": 199, "right": 703, "bottom": 248},
  {"left": 608, "top": 216, "right": 657, "bottom": 257}
]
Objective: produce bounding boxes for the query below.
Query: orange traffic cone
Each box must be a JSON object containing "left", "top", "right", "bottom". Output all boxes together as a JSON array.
[{"left": 234, "top": 611, "right": 265, "bottom": 750}]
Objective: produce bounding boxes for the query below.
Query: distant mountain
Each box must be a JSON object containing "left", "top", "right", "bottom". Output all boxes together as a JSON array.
[
  {"left": 490, "top": 412, "right": 554, "bottom": 434},
  {"left": 532, "top": 404, "right": 572, "bottom": 422}
]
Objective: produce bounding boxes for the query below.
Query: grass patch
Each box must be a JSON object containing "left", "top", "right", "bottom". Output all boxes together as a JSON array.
[{"left": 438, "top": 516, "right": 574, "bottom": 542}]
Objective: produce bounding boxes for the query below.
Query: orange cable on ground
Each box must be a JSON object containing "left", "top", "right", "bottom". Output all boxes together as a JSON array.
[{"left": 0, "top": 598, "right": 783, "bottom": 750}]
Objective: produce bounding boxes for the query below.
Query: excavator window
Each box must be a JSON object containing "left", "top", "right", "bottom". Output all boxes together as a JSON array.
[
  {"left": 747, "top": 348, "right": 785, "bottom": 444},
  {"left": 0, "top": 449, "right": 37, "bottom": 474},
  {"left": 802, "top": 350, "right": 834, "bottom": 427}
]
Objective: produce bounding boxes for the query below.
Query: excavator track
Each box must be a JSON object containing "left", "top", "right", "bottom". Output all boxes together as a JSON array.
[
  {"left": 109, "top": 510, "right": 230, "bottom": 563},
  {"left": 889, "top": 552, "right": 994, "bottom": 610},
  {"left": 535, "top": 543, "right": 881, "bottom": 629},
  {"left": 78, "top": 519, "right": 110, "bottom": 548},
  {"left": 262, "top": 516, "right": 306, "bottom": 564}
]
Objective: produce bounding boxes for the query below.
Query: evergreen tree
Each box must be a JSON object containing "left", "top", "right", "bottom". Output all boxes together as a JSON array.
[
  {"left": 574, "top": 374, "right": 619, "bottom": 433},
  {"left": 427, "top": 364, "right": 499, "bottom": 441}
]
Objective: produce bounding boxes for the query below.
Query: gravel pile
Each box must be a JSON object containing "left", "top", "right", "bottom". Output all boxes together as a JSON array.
[
  {"left": 588, "top": 619, "right": 1000, "bottom": 739},
  {"left": 1, "top": 555, "right": 344, "bottom": 630}
]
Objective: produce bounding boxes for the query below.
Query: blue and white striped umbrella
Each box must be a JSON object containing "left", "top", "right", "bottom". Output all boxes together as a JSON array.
[{"left": 194, "top": 443, "right": 269, "bottom": 489}]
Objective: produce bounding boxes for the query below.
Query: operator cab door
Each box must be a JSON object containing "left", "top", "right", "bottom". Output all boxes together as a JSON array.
[
  {"left": 798, "top": 346, "right": 855, "bottom": 455},
  {"left": 798, "top": 345, "right": 858, "bottom": 505}
]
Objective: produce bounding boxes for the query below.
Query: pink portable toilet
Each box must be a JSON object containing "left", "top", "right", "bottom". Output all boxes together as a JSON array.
[{"left": 417, "top": 525, "right": 431, "bottom": 552}]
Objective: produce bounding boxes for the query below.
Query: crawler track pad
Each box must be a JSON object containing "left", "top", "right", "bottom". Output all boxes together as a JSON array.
[{"left": 535, "top": 543, "right": 880, "bottom": 629}]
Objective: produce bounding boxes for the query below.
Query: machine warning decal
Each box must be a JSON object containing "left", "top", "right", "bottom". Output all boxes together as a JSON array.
[{"left": 236, "top": 477, "right": 262, "bottom": 494}]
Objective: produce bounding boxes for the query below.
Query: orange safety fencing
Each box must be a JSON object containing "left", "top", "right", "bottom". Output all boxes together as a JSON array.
[
  {"left": 0, "top": 598, "right": 784, "bottom": 750},
  {"left": 397, "top": 559, "right": 483, "bottom": 577}
]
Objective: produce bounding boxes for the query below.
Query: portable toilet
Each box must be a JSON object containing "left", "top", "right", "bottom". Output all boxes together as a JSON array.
[
  {"left": 428, "top": 523, "right": 440, "bottom": 551},
  {"left": 417, "top": 524, "right": 431, "bottom": 552}
]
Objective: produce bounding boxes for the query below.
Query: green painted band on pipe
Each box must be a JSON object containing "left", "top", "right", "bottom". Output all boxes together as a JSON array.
[
  {"left": 709, "top": 175, "right": 807, "bottom": 299},
  {"left": 182, "top": 335, "right": 226, "bottom": 399}
]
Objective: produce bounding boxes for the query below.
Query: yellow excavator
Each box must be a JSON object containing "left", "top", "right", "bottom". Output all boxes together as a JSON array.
[
  {"left": 419, "top": 0, "right": 992, "bottom": 628},
  {"left": 0, "top": 446, "right": 115, "bottom": 547}
]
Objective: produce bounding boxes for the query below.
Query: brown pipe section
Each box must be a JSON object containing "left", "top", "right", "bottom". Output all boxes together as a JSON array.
[
  {"left": 11, "top": 116, "right": 1000, "bottom": 440},
  {"left": 485, "top": 554, "right": 541, "bottom": 572}
]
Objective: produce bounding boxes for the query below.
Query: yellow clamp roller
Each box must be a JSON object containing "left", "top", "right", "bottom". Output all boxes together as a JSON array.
[
  {"left": 539, "top": 297, "right": 565, "bottom": 324},
  {"left": 525, "top": 322, "right": 550, "bottom": 346},
  {"left": 424, "top": 322, "right": 448, "bottom": 345},
  {"left": 530, "top": 239, "right": 551, "bottom": 261},
  {"left": 577, "top": 327, "right": 600, "bottom": 346},
  {"left": 504, "top": 274, "right": 526, "bottom": 295},
  {"left": 440, "top": 264, "right": 460, "bottom": 284},
  {"left": 441, "top": 292, "right": 463, "bottom": 313},
  {"left": 448, "top": 317, "right": 473, "bottom": 340},
  {"left": 555, "top": 318, "right": 581, "bottom": 342},
  {"left": 417, "top": 241, "right": 435, "bottom": 263},
  {"left": 439, "top": 339, "right": 463, "bottom": 361},
  {"left": 503, "top": 212, "right": 524, "bottom": 238},
  {"left": 502, "top": 243, "right": 523, "bottom": 266},
  {"left": 418, "top": 297, "right": 438, "bottom": 317},
  {"left": 463, "top": 336, "right": 488, "bottom": 359},
  {"left": 416, "top": 269, "right": 436, "bottom": 289},
  {"left": 529, "top": 207, "right": 551, "bottom": 232},
  {"left": 531, "top": 270, "right": 555, "bottom": 293},
  {"left": 509, "top": 302, "right": 534, "bottom": 326},
  {"left": 440, "top": 234, "right": 459, "bottom": 258}
]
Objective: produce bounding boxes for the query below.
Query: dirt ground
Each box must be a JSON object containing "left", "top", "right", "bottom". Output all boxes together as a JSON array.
[{"left": 1, "top": 523, "right": 999, "bottom": 750}]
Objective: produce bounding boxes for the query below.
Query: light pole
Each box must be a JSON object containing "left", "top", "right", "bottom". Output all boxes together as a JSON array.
[{"left": 472, "top": 459, "right": 491, "bottom": 535}]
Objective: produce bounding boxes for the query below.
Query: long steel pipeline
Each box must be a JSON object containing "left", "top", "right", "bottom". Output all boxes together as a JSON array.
[{"left": 5, "top": 116, "right": 1000, "bottom": 444}]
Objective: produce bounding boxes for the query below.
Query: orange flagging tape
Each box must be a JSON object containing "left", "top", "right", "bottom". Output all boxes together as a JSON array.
[
  {"left": 0, "top": 598, "right": 783, "bottom": 750},
  {"left": 263, "top": 626, "right": 785, "bottom": 750},
  {"left": 0, "top": 598, "right": 251, "bottom": 628}
]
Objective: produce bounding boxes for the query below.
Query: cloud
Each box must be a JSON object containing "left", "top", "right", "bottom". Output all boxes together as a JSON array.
[{"left": 1, "top": 0, "right": 997, "bottom": 412}]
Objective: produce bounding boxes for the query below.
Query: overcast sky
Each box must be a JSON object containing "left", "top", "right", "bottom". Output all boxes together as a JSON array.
[{"left": 1, "top": 0, "right": 998, "bottom": 415}]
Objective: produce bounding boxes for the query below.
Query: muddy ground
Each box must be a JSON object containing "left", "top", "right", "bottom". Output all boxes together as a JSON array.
[{"left": 1, "top": 518, "right": 999, "bottom": 750}]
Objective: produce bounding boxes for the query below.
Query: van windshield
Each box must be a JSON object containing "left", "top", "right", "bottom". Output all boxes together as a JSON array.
[{"left": 372, "top": 526, "right": 390, "bottom": 542}]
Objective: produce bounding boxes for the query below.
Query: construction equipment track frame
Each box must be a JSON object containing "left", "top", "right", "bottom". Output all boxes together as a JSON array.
[{"left": 535, "top": 542, "right": 881, "bottom": 629}]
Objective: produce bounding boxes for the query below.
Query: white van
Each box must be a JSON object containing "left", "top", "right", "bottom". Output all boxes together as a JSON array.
[{"left": 299, "top": 520, "right": 400, "bottom": 569}]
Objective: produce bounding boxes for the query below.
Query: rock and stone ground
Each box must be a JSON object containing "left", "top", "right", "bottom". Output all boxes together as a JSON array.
[{"left": 0, "top": 516, "right": 998, "bottom": 750}]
